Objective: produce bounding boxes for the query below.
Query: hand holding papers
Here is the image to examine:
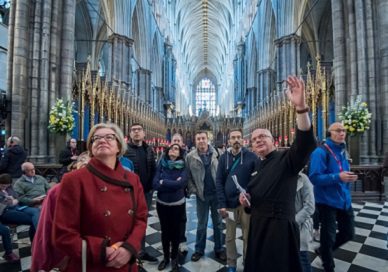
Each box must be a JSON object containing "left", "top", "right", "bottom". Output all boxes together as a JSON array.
[{"left": 232, "top": 175, "right": 251, "bottom": 207}]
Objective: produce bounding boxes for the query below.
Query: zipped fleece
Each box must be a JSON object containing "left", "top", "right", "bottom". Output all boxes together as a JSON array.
[{"left": 185, "top": 145, "right": 218, "bottom": 201}]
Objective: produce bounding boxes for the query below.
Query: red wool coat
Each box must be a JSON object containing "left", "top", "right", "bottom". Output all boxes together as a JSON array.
[{"left": 53, "top": 158, "right": 148, "bottom": 272}]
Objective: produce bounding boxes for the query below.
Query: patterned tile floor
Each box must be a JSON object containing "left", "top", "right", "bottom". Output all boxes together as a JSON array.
[{"left": 1, "top": 197, "right": 387, "bottom": 271}]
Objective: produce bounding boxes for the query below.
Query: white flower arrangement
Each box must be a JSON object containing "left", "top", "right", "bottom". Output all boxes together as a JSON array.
[
  {"left": 48, "top": 98, "right": 76, "bottom": 134},
  {"left": 339, "top": 95, "right": 372, "bottom": 136}
]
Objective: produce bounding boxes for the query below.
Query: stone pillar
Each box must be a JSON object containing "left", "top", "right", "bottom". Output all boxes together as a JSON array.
[
  {"left": 257, "top": 68, "right": 276, "bottom": 104},
  {"left": 274, "top": 34, "right": 300, "bottom": 91},
  {"left": 331, "top": 0, "right": 386, "bottom": 162},
  {"left": 137, "top": 68, "right": 151, "bottom": 104},
  {"left": 108, "top": 34, "right": 134, "bottom": 87},
  {"left": 377, "top": 0, "right": 388, "bottom": 160},
  {"left": 7, "top": 0, "right": 76, "bottom": 163},
  {"left": 8, "top": 0, "right": 29, "bottom": 141}
]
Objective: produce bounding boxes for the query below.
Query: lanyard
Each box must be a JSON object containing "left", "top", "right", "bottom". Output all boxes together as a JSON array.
[{"left": 323, "top": 143, "right": 343, "bottom": 172}]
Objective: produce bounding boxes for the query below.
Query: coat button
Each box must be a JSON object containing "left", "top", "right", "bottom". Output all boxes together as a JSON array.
[
  {"left": 124, "top": 188, "right": 131, "bottom": 192},
  {"left": 100, "top": 186, "right": 108, "bottom": 192},
  {"left": 128, "top": 209, "right": 134, "bottom": 216},
  {"left": 104, "top": 210, "right": 111, "bottom": 216}
]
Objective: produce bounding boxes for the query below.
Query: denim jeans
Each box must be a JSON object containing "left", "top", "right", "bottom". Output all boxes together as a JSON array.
[
  {"left": 0, "top": 223, "right": 12, "bottom": 254},
  {"left": 317, "top": 204, "right": 355, "bottom": 272},
  {"left": 299, "top": 251, "right": 312, "bottom": 272},
  {"left": 0, "top": 206, "right": 39, "bottom": 241},
  {"left": 141, "top": 191, "right": 153, "bottom": 252},
  {"left": 195, "top": 194, "right": 223, "bottom": 254}
]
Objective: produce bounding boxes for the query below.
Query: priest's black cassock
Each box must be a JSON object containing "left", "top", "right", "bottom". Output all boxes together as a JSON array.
[{"left": 244, "top": 128, "right": 316, "bottom": 272}]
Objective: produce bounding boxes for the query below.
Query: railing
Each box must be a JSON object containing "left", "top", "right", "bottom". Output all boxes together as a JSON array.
[
  {"left": 351, "top": 165, "right": 385, "bottom": 202},
  {"left": 35, "top": 164, "right": 63, "bottom": 183}
]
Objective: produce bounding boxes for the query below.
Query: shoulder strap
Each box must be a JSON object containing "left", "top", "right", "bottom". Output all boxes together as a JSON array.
[{"left": 86, "top": 164, "right": 133, "bottom": 189}]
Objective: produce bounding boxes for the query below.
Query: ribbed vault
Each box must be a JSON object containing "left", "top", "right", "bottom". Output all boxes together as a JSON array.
[{"left": 175, "top": 0, "right": 233, "bottom": 82}]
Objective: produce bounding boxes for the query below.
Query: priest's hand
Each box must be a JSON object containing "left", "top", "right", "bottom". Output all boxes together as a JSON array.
[
  {"left": 285, "top": 76, "right": 307, "bottom": 111},
  {"left": 239, "top": 192, "right": 251, "bottom": 207}
]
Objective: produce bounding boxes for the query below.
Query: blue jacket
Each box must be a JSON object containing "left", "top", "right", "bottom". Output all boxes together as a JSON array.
[
  {"left": 308, "top": 139, "right": 352, "bottom": 210},
  {"left": 216, "top": 147, "right": 259, "bottom": 209},
  {"left": 153, "top": 159, "right": 188, "bottom": 204}
]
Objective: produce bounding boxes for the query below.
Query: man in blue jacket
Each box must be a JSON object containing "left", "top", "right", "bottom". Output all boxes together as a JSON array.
[
  {"left": 216, "top": 129, "right": 258, "bottom": 272},
  {"left": 309, "top": 122, "right": 357, "bottom": 272}
]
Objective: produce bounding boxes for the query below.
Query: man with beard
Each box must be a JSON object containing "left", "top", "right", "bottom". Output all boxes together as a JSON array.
[
  {"left": 240, "top": 76, "right": 316, "bottom": 272},
  {"left": 216, "top": 129, "right": 258, "bottom": 272}
]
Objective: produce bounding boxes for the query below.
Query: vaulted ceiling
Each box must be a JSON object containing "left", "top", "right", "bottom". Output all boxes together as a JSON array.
[{"left": 175, "top": 0, "right": 234, "bottom": 83}]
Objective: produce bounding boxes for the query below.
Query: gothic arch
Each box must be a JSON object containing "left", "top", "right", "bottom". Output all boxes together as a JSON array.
[{"left": 74, "top": 1, "right": 93, "bottom": 64}]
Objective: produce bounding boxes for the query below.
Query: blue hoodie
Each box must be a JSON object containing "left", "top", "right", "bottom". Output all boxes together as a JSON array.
[
  {"left": 216, "top": 147, "right": 259, "bottom": 209},
  {"left": 308, "top": 138, "right": 352, "bottom": 210}
]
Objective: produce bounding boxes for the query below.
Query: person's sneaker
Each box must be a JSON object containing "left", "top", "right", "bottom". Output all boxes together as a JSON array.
[
  {"left": 215, "top": 250, "right": 227, "bottom": 262},
  {"left": 178, "top": 242, "right": 188, "bottom": 255},
  {"left": 3, "top": 252, "right": 20, "bottom": 263},
  {"left": 191, "top": 252, "right": 203, "bottom": 262},
  {"left": 313, "top": 229, "right": 320, "bottom": 242},
  {"left": 227, "top": 266, "right": 237, "bottom": 272},
  {"left": 140, "top": 252, "right": 158, "bottom": 263}
]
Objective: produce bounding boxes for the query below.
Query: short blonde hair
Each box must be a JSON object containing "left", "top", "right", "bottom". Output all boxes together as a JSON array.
[{"left": 86, "top": 123, "right": 127, "bottom": 157}]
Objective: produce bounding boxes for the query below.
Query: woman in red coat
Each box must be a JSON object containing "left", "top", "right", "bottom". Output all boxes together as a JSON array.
[{"left": 53, "top": 123, "right": 148, "bottom": 271}]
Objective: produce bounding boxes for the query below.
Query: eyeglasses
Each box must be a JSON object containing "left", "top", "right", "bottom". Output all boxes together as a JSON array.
[
  {"left": 130, "top": 127, "right": 143, "bottom": 132},
  {"left": 91, "top": 134, "right": 117, "bottom": 143},
  {"left": 252, "top": 134, "right": 271, "bottom": 141},
  {"left": 331, "top": 129, "right": 346, "bottom": 133},
  {"left": 25, "top": 168, "right": 35, "bottom": 172},
  {"left": 170, "top": 146, "right": 180, "bottom": 151}
]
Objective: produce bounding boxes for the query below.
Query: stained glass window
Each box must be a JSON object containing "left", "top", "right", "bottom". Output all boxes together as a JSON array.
[{"left": 195, "top": 78, "right": 216, "bottom": 116}]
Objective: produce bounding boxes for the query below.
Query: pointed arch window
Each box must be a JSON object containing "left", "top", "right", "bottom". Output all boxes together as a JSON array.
[{"left": 195, "top": 78, "right": 216, "bottom": 116}]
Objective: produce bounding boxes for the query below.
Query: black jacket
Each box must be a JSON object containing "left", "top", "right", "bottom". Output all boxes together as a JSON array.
[
  {"left": 124, "top": 142, "right": 156, "bottom": 193},
  {"left": 59, "top": 147, "right": 79, "bottom": 166},
  {"left": 0, "top": 145, "right": 27, "bottom": 178}
]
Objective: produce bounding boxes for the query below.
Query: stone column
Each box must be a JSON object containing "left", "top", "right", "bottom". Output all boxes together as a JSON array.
[
  {"left": 331, "top": 0, "right": 347, "bottom": 114},
  {"left": 257, "top": 68, "right": 275, "bottom": 104},
  {"left": 137, "top": 68, "right": 151, "bottom": 104},
  {"left": 377, "top": 0, "right": 388, "bottom": 158},
  {"left": 7, "top": 0, "right": 76, "bottom": 162},
  {"left": 8, "top": 0, "right": 30, "bottom": 141},
  {"left": 274, "top": 34, "right": 300, "bottom": 91}
]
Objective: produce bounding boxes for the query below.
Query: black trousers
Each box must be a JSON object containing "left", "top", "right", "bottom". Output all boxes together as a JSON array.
[
  {"left": 317, "top": 203, "right": 355, "bottom": 272},
  {"left": 179, "top": 201, "right": 187, "bottom": 243},
  {"left": 156, "top": 202, "right": 186, "bottom": 260}
]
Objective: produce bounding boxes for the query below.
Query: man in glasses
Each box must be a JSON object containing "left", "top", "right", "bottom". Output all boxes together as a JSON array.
[
  {"left": 309, "top": 122, "right": 357, "bottom": 272},
  {"left": 124, "top": 123, "right": 158, "bottom": 266},
  {"left": 240, "top": 76, "right": 316, "bottom": 272}
]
